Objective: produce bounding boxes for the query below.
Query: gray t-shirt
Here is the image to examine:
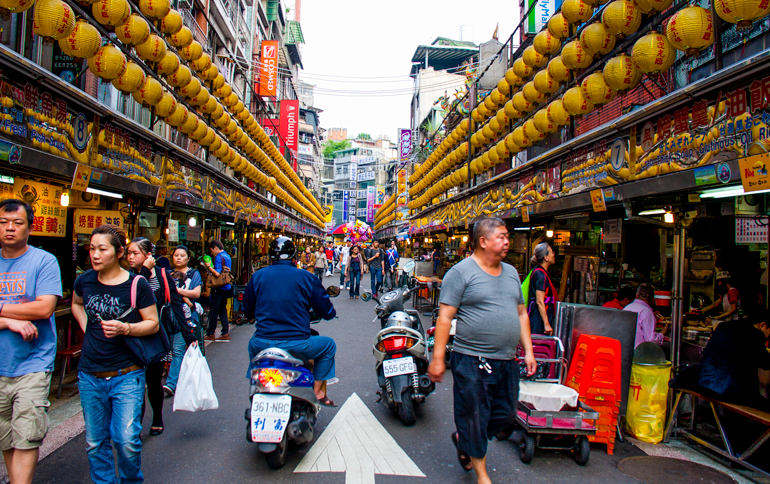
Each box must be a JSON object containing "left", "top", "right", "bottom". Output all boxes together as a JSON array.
[{"left": 439, "top": 257, "right": 524, "bottom": 360}]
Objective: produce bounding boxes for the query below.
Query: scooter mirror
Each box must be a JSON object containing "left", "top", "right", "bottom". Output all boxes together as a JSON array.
[
  {"left": 326, "top": 286, "right": 341, "bottom": 298},
  {"left": 403, "top": 260, "right": 415, "bottom": 274},
  {"left": 360, "top": 292, "right": 372, "bottom": 302}
]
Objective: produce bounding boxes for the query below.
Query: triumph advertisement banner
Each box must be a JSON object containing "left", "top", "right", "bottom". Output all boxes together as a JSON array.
[{"left": 279, "top": 100, "right": 299, "bottom": 154}]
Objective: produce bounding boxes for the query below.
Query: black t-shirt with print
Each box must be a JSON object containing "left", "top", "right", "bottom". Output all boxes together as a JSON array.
[
  {"left": 74, "top": 270, "right": 157, "bottom": 372},
  {"left": 369, "top": 248, "right": 385, "bottom": 266}
]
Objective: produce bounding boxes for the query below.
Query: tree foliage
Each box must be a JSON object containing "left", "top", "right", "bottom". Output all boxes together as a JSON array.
[
  {"left": 355, "top": 133, "right": 372, "bottom": 140},
  {"left": 322, "top": 139, "right": 352, "bottom": 159}
]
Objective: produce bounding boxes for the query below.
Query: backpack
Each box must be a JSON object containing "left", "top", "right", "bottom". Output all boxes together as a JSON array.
[
  {"left": 387, "top": 249, "right": 398, "bottom": 267},
  {"left": 524, "top": 266, "right": 558, "bottom": 315}
]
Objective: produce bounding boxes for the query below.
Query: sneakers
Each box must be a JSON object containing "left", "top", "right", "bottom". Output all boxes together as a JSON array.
[
  {"left": 216, "top": 333, "right": 230, "bottom": 342},
  {"left": 163, "top": 385, "right": 174, "bottom": 397},
  {"left": 204, "top": 335, "right": 216, "bottom": 342}
]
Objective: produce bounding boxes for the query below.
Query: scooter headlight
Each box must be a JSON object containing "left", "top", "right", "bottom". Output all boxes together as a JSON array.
[{"left": 252, "top": 368, "right": 301, "bottom": 387}]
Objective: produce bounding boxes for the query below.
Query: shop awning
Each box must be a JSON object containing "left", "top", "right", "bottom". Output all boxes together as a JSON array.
[{"left": 330, "top": 223, "right": 347, "bottom": 235}]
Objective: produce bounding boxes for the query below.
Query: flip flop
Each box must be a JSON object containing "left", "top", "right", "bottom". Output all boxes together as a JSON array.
[
  {"left": 318, "top": 395, "right": 337, "bottom": 407},
  {"left": 451, "top": 431, "right": 473, "bottom": 472}
]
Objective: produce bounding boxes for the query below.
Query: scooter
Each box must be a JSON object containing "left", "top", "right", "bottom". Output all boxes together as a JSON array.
[
  {"left": 372, "top": 262, "right": 435, "bottom": 426},
  {"left": 245, "top": 286, "right": 340, "bottom": 469},
  {"left": 426, "top": 307, "right": 455, "bottom": 365}
]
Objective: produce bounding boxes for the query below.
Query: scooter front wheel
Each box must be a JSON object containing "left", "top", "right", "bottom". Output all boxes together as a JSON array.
[{"left": 265, "top": 430, "right": 289, "bottom": 469}]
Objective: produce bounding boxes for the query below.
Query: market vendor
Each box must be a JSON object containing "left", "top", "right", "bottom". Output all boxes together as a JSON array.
[
  {"left": 702, "top": 271, "right": 741, "bottom": 322},
  {"left": 602, "top": 286, "right": 637, "bottom": 310}
]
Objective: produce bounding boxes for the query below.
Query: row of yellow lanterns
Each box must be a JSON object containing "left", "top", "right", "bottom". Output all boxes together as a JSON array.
[
  {"left": 409, "top": 118, "right": 470, "bottom": 184},
  {"left": 409, "top": 166, "right": 469, "bottom": 210},
  {"left": 374, "top": 193, "right": 396, "bottom": 225},
  {"left": 374, "top": 203, "right": 396, "bottom": 229}
]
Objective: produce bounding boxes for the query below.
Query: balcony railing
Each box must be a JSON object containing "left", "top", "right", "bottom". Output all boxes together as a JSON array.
[{"left": 181, "top": 9, "right": 208, "bottom": 50}]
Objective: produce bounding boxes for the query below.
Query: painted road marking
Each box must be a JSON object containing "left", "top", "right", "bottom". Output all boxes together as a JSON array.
[{"left": 294, "top": 392, "right": 424, "bottom": 483}]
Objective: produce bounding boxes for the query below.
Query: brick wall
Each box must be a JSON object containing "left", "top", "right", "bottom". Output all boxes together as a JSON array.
[{"left": 575, "top": 80, "right": 666, "bottom": 136}]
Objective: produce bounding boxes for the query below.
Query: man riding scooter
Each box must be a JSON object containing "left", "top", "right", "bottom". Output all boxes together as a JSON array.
[{"left": 243, "top": 236, "right": 339, "bottom": 407}]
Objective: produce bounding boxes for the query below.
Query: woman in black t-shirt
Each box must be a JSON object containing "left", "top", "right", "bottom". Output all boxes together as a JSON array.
[
  {"left": 527, "top": 242, "right": 558, "bottom": 335},
  {"left": 72, "top": 225, "right": 158, "bottom": 484}
]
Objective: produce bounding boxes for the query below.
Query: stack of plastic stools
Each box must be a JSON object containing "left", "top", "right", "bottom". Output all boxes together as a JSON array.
[{"left": 565, "top": 334, "right": 622, "bottom": 455}]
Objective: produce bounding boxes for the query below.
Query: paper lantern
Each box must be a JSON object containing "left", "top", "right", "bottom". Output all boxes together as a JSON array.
[
  {"left": 534, "top": 69, "right": 560, "bottom": 95},
  {"left": 534, "top": 109, "right": 558, "bottom": 134},
  {"left": 0, "top": 0, "right": 34, "bottom": 15},
  {"left": 215, "top": 83, "right": 232, "bottom": 99},
  {"left": 524, "top": 119, "right": 545, "bottom": 142},
  {"left": 513, "top": 92, "right": 535, "bottom": 113},
  {"left": 33, "top": 0, "right": 75, "bottom": 40},
  {"left": 224, "top": 119, "right": 238, "bottom": 136},
  {"left": 214, "top": 112, "right": 230, "bottom": 129},
  {"left": 179, "top": 76, "right": 201, "bottom": 98},
  {"left": 714, "top": 0, "right": 770, "bottom": 30},
  {"left": 505, "top": 133, "right": 521, "bottom": 153},
  {"left": 581, "top": 72, "right": 616, "bottom": 104},
  {"left": 111, "top": 61, "right": 145, "bottom": 94},
  {"left": 179, "top": 114, "right": 199, "bottom": 135},
  {"left": 562, "top": 40, "right": 593, "bottom": 70},
  {"left": 547, "top": 99, "right": 571, "bottom": 125},
  {"left": 131, "top": 77, "right": 163, "bottom": 106},
  {"left": 211, "top": 103, "right": 223, "bottom": 120},
  {"left": 190, "top": 87, "right": 210, "bottom": 107},
  {"left": 166, "top": 104, "right": 188, "bottom": 127},
  {"left": 230, "top": 99, "right": 244, "bottom": 115},
  {"left": 484, "top": 95, "right": 498, "bottom": 111},
  {"left": 523, "top": 45, "right": 548, "bottom": 69},
  {"left": 548, "top": 56, "right": 570, "bottom": 82},
  {"left": 496, "top": 108, "right": 510, "bottom": 127},
  {"left": 585, "top": 0, "right": 610, "bottom": 5},
  {"left": 505, "top": 68, "right": 525, "bottom": 86},
  {"left": 154, "top": 91, "right": 176, "bottom": 117},
  {"left": 115, "top": 13, "right": 149, "bottom": 46},
  {"left": 135, "top": 34, "right": 166, "bottom": 63},
  {"left": 167, "top": 65, "right": 191, "bottom": 88},
  {"left": 580, "top": 22, "right": 616, "bottom": 57},
  {"left": 191, "top": 53, "right": 212, "bottom": 73},
  {"left": 666, "top": 6, "right": 714, "bottom": 56},
  {"left": 58, "top": 18, "right": 101, "bottom": 59},
  {"left": 523, "top": 81, "right": 546, "bottom": 104},
  {"left": 168, "top": 25, "right": 193, "bottom": 48},
  {"left": 534, "top": 30, "right": 561, "bottom": 57},
  {"left": 88, "top": 44, "right": 127, "bottom": 81},
  {"left": 495, "top": 140, "right": 510, "bottom": 159},
  {"left": 91, "top": 0, "right": 128, "bottom": 29},
  {"left": 632, "top": 32, "right": 675, "bottom": 76},
  {"left": 504, "top": 100, "right": 523, "bottom": 119},
  {"left": 202, "top": 96, "right": 218, "bottom": 114},
  {"left": 603, "top": 54, "right": 642, "bottom": 92},
  {"left": 202, "top": 64, "right": 219, "bottom": 81},
  {"left": 633, "top": 0, "right": 672, "bottom": 15},
  {"left": 206, "top": 133, "right": 220, "bottom": 150},
  {"left": 224, "top": 92, "right": 238, "bottom": 108},
  {"left": 548, "top": 13, "right": 571, "bottom": 39},
  {"left": 513, "top": 58, "right": 534, "bottom": 80},
  {"left": 562, "top": 0, "right": 594, "bottom": 24},
  {"left": 512, "top": 127, "right": 532, "bottom": 148},
  {"left": 138, "top": 0, "right": 169, "bottom": 20},
  {"left": 563, "top": 86, "right": 594, "bottom": 115},
  {"left": 179, "top": 40, "right": 203, "bottom": 62},
  {"left": 156, "top": 51, "right": 179, "bottom": 77},
  {"left": 160, "top": 8, "right": 182, "bottom": 34},
  {"left": 602, "top": 0, "right": 641, "bottom": 39}
]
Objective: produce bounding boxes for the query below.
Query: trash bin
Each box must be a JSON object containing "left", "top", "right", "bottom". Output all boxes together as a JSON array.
[{"left": 624, "top": 361, "right": 672, "bottom": 443}]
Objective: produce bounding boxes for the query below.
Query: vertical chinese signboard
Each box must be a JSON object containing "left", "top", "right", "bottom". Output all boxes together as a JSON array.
[
  {"left": 366, "top": 186, "right": 376, "bottom": 223},
  {"left": 399, "top": 129, "right": 412, "bottom": 161},
  {"left": 3, "top": 179, "right": 67, "bottom": 237},
  {"left": 258, "top": 40, "right": 279, "bottom": 97}
]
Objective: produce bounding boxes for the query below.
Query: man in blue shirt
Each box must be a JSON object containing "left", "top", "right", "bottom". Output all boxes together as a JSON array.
[
  {"left": 385, "top": 241, "right": 399, "bottom": 291},
  {"left": 243, "top": 237, "right": 338, "bottom": 406},
  {"left": 204, "top": 240, "right": 232, "bottom": 342},
  {"left": 0, "top": 199, "right": 61, "bottom": 484}
]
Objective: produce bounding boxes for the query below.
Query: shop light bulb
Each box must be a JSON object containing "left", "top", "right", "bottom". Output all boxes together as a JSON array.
[
  {"left": 664, "top": 212, "right": 674, "bottom": 223},
  {"left": 165, "top": 228, "right": 169, "bottom": 234},
  {"left": 462, "top": 236, "right": 468, "bottom": 242},
  {"left": 546, "top": 230, "right": 554, "bottom": 238},
  {"left": 60, "top": 191, "right": 69, "bottom": 207},
  {"left": 188, "top": 217, "right": 197, "bottom": 227}
]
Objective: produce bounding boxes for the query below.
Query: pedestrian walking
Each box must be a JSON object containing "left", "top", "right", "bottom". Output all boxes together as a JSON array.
[
  {"left": 385, "top": 240, "right": 400, "bottom": 291},
  {"left": 339, "top": 241, "right": 352, "bottom": 290},
  {"left": 526, "top": 242, "right": 558, "bottom": 335},
  {"left": 314, "top": 246, "right": 327, "bottom": 281},
  {"left": 345, "top": 246, "right": 365, "bottom": 299},
  {"left": 367, "top": 240, "right": 385, "bottom": 298},
  {"left": 432, "top": 247, "right": 442, "bottom": 276},
  {"left": 428, "top": 217, "right": 536, "bottom": 484},
  {"left": 72, "top": 225, "right": 159, "bottom": 484},
  {"left": 204, "top": 240, "right": 232, "bottom": 342},
  {"left": 324, "top": 242, "right": 335, "bottom": 277},
  {"left": 0, "top": 199, "right": 61, "bottom": 484},
  {"left": 300, "top": 246, "right": 315, "bottom": 274}
]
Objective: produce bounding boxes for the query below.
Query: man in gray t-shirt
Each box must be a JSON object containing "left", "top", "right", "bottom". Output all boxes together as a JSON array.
[{"left": 429, "top": 218, "right": 535, "bottom": 483}]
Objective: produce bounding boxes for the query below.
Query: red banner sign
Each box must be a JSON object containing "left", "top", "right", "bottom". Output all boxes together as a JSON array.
[
  {"left": 258, "top": 40, "right": 278, "bottom": 97},
  {"left": 280, "top": 99, "right": 299, "bottom": 155}
]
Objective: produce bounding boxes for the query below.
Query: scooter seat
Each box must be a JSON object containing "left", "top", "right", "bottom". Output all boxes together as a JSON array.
[{"left": 288, "top": 351, "right": 313, "bottom": 370}]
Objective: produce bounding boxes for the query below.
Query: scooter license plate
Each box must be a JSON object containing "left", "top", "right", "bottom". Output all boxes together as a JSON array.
[
  {"left": 251, "top": 394, "right": 291, "bottom": 443},
  {"left": 382, "top": 356, "right": 416, "bottom": 377}
]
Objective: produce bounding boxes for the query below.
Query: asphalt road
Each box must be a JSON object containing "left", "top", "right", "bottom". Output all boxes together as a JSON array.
[{"left": 33, "top": 276, "right": 646, "bottom": 483}]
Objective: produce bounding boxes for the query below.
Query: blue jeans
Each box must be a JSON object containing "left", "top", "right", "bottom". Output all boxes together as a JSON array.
[
  {"left": 247, "top": 335, "right": 336, "bottom": 382},
  {"left": 78, "top": 369, "right": 146, "bottom": 484},
  {"left": 164, "top": 332, "right": 189, "bottom": 392},
  {"left": 339, "top": 264, "right": 346, "bottom": 286},
  {"left": 348, "top": 270, "right": 361, "bottom": 297},
  {"left": 370, "top": 267, "right": 383, "bottom": 294}
]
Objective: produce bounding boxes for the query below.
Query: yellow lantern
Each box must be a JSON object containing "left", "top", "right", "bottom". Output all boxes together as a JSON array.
[
  {"left": 33, "top": 0, "right": 75, "bottom": 40},
  {"left": 215, "top": 83, "right": 232, "bottom": 99},
  {"left": 215, "top": 112, "right": 230, "bottom": 129},
  {"left": 496, "top": 140, "right": 510, "bottom": 159},
  {"left": 179, "top": 41, "right": 203, "bottom": 62},
  {"left": 167, "top": 65, "right": 191, "bottom": 88},
  {"left": 135, "top": 34, "right": 166, "bottom": 63},
  {"left": 166, "top": 104, "right": 188, "bottom": 128},
  {"left": 632, "top": 32, "right": 675, "bottom": 76},
  {"left": 505, "top": 68, "right": 525, "bottom": 86},
  {"left": 602, "top": 0, "right": 641, "bottom": 39},
  {"left": 523, "top": 45, "right": 548, "bottom": 69},
  {"left": 562, "top": 40, "right": 593, "bottom": 70},
  {"left": 548, "top": 13, "right": 571, "bottom": 39},
  {"left": 156, "top": 51, "right": 179, "bottom": 77},
  {"left": 505, "top": 133, "right": 521, "bottom": 153},
  {"left": 714, "top": 0, "right": 770, "bottom": 30},
  {"left": 211, "top": 103, "right": 223, "bottom": 120},
  {"left": 179, "top": 76, "right": 201, "bottom": 98},
  {"left": 131, "top": 77, "right": 163, "bottom": 106},
  {"left": 603, "top": 53, "right": 642, "bottom": 92},
  {"left": 512, "top": 127, "right": 532, "bottom": 148},
  {"left": 202, "top": 96, "right": 218, "bottom": 114},
  {"left": 513, "top": 58, "right": 534, "bottom": 79},
  {"left": 154, "top": 91, "right": 176, "bottom": 117},
  {"left": 534, "top": 69, "right": 560, "bottom": 95},
  {"left": 534, "top": 30, "right": 561, "bottom": 56},
  {"left": 585, "top": 0, "right": 610, "bottom": 5},
  {"left": 190, "top": 87, "right": 210, "bottom": 107},
  {"left": 91, "top": 0, "right": 128, "bottom": 29},
  {"left": 179, "top": 114, "right": 199, "bottom": 135},
  {"left": 202, "top": 64, "right": 219, "bottom": 81},
  {"left": 191, "top": 53, "right": 212, "bottom": 73},
  {"left": 497, "top": 79, "right": 511, "bottom": 97},
  {"left": 224, "top": 119, "right": 237, "bottom": 136},
  {"left": 205, "top": 133, "right": 220, "bottom": 150},
  {"left": 562, "top": 0, "right": 594, "bottom": 24},
  {"left": 534, "top": 109, "right": 557, "bottom": 134},
  {"left": 224, "top": 92, "right": 238, "bottom": 108},
  {"left": 160, "top": 8, "right": 182, "bottom": 34},
  {"left": 548, "top": 56, "right": 570, "bottom": 82},
  {"left": 88, "top": 44, "right": 127, "bottom": 81},
  {"left": 58, "top": 18, "right": 101, "bottom": 59},
  {"left": 482, "top": 124, "right": 494, "bottom": 140},
  {"left": 513, "top": 92, "right": 534, "bottom": 113},
  {"left": 138, "top": 0, "right": 169, "bottom": 20},
  {"left": 0, "top": 0, "right": 34, "bottom": 15},
  {"left": 115, "top": 13, "right": 149, "bottom": 46},
  {"left": 633, "top": 0, "right": 672, "bottom": 15},
  {"left": 168, "top": 25, "right": 193, "bottom": 48},
  {"left": 523, "top": 81, "right": 546, "bottom": 104},
  {"left": 547, "top": 99, "right": 571, "bottom": 125},
  {"left": 563, "top": 86, "right": 594, "bottom": 116},
  {"left": 496, "top": 108, "right": 510, "bottom": 126},
  {"left": 230, "top": 100, "right": 244, "bottom": 115},
  {"left": 524, "top": 119, "right": 545, "bottom": 142},
  {"left": 666, "top": 6, "right": 714, "bottom": 57},
  {"left": 505, "top": 100, "right": 523, "bottom": 119},
  {"left": 484, "top": 95, "right": 498, "bottom": 111},
  {"left": 111, "top": 61, "right": 146, "bottom": 94},
  {"left": 581, "top": 72, "right": 616, "bottom": 104},
  {"left": 580, "top": 22, "right": 616, "bottom": 58}
]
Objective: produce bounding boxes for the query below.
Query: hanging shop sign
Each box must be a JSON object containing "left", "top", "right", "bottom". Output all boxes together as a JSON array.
[
  {"left": 604, "top": 219, "right": 622, "bottom": 244},
  {"left": 357, "top": 171, "right": 375, "bottom": 181},
  {"left": 258, "top": 40, "right": 279, "bottom": 97},
  {"left": 323, "top": 204, "right": 333, "bottom": 224},
  {"left": 72, "top": 164, "right": 91, "bottom": 192},
  {"left": 357, "top": 156, "right": 376, "bottom": 165},
  {"left": 279, "top": 99, "right": 299, "bottom": 155},
  {"left": 187, "top": 224, "right": 202, "bottom": 242},
  {"left": 527, "top": 0, "right": 557, "bottom": 34},
  {"left": 0, "top": 179, "right": 67, "bottom": 237},
  {"left": 399, "top": 129, "right": 412, "bottom": 161},
  {"left": 366, "top": 186, "right": 376, "bottom": 223},
  {"left": 738, "top": 153, "right": 770, "bottom": 193},
  {"left": 73, "top": 209, "right": 123, "bottom": 235},
  {"left": 342, "top": 190, "right": 349, "bottom": 217},
  {"left": 349, "top": 160, "right": 357, "bottom": 181},
  {"left": 376, "top": 185, "right": 385, "bottom": 204},
  {"left": 736, "top": 216, "right": 769, "bottom": 244}
]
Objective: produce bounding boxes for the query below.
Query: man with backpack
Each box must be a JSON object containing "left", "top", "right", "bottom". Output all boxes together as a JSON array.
[
  {"left": 385, "top": 241, "right": 400, "bottom": 291},
  {"left": 324, "top": 242, "right": 335, "bottom": 277}
]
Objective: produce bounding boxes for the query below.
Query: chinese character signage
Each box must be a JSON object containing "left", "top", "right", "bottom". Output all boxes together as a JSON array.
[
  {"left": 738, "top": 153, "right": 770, "bottom": 193},
  {"left": 4, "top": 179, "right": 67, "bottom": 237},
  {"left": 736, "top": 216, "right": 768, "bottom": 244},
  {"left": 73, "top": 209, "right": 123, "bottom": 235},
  {"left": 258, "top": 40, "right": 279, "bottom": 97},
  {"left": 342, "top": 190, "right": 349, "bottom": 217},
  {"left": 349, "top": 160, "right": 357, "bottom": 181},
  {"left": 399, "top": 129, "right": 411, "bottom": 161},
  {"left": 279, "top": 99, "right": 299, "bottom": 155},
  {"left": 168, "top": 219, "right": 179, "bottom": 242},
  {"left": 366, "top": 186, "right": 376, "bottom": 222}
]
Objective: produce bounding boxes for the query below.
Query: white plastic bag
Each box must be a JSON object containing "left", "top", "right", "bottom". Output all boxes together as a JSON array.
[{"left": 173, "top": 342, "right": 219, "bottom": 412}]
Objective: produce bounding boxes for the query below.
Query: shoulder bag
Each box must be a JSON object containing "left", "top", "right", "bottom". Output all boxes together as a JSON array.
[
  {"left": 159, "top": 269, "right": 184, "bottom": 335},
  {"left": 209, "top": 254, "right": 234, "bottom": 289},
  {"left": 121, "top": 275, "right": 171, "bottom": 366}
]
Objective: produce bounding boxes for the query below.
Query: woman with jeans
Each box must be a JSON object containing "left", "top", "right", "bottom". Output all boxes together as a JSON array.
[
  {"left": 313, "top": 246, "right": 327, "bottom": 281},
  {"left": 72, "top": 225, "right": 158, "bottom": 484},
  {"left": 345, "top": 245, "right": 364, "bottom": 299},
  {"left": 204, "top": 240, "right": 232, "bottom": 342},
  {"left": 164, "top": 245, "right": 203, "bottom": 396}
]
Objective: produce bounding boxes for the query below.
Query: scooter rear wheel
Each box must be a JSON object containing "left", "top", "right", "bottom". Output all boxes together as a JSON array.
[
  {"left": 398, "top": 388, "right": 416, "bottom": 426},
  {"left": 265, "top": 430, "right": 289, "bottom": 469}
]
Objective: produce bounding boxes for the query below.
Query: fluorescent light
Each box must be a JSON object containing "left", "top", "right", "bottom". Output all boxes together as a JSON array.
[
  {"left": 513, "top": 227, "right": 532, "bottom": 231},
  {"left": 638, "top": 209, "right": 666, "bottom": 215},
  {"left": 188, "top": 217, "right": 196, "bottom": 227},
  {"left": 226, "top": 221, "right": 235, "bottom": 226},
  {"left": 664, "top": 212, "right": 674, "bottom": 223},
  {"left": 60, "top": 192, "right": 69, "bottom": 207},
  {"left": 86, "top": 187, "right": 123, "bottom": 199}
]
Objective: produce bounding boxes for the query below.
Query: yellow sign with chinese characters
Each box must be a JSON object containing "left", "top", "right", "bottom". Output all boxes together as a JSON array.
[
  {"left": 738, "top": 153, "right": 770, "bottom": 193},
  {"left": 590, "top": 189, "right": 607, "bottom": 212},
  {"left": 73, "top": 210, "right": 124, "bottom": 235},
  {"left": 1, "top": 179, "right": 68, "bottom": 237}
]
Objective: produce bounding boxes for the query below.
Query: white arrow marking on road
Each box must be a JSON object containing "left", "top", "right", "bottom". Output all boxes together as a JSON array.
[{"left": 294, "top": 392, "right": 425, "bottom": 483}]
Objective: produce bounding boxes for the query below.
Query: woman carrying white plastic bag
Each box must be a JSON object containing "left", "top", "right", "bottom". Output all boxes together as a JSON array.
[{"left": 173, "top": 342, "right": 219, "bottom": 412}]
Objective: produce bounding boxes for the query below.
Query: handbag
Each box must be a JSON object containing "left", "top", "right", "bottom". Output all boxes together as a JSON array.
[
  {"left": 158, "top": 269, "right": 183, "bottom": 335},
  {"left": 122, "top": 275, "right": 171, "bottom": 366},
  {"left": 209, "top": 254, "right": 234, "bottom": 288}
]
